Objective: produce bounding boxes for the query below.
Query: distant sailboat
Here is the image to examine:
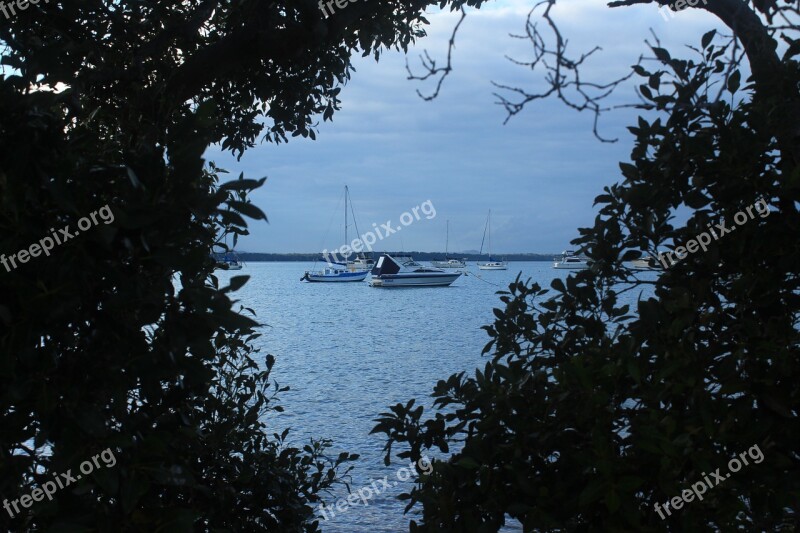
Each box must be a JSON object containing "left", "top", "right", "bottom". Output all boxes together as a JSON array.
[
  {"left": 214, "top": 234, "right": 245, "bottom": 270},
  {"left": 431, "top": 220, "right": 466, "bottom": 269},
  {"left": 302, "top": 185, "right": 370, "bottom": 282},
  {"left": 477, "top": 210, "right": 507, "bottom": 270},
  {"left": 220, "top": 251, "right": 243, "bottom": 270}
]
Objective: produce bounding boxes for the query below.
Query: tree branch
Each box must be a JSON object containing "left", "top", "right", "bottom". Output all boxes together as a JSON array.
[
  {"left": 406, "top": 8, "right": 467, "bottom": 101},
  {"left": 493, "top": 0, "right": 641, "bottom": 142}
]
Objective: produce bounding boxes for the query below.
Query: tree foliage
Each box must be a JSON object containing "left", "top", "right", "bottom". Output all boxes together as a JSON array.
[
  {"left": 376, "top": 1, "right": 800, "bottom": 531},
  {"left": 0, "top": 0, "right": 483, "bottom": 530}
]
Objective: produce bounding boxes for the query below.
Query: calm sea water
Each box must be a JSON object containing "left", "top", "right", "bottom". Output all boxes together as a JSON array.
[{"left": 214, "top": 262, "right": 656, "bottom": 532}]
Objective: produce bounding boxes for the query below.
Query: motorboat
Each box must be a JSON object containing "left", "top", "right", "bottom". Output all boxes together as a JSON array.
[
  {"left": 477, "top": 210, "right": 507, "bottom": 270},
  {"left": 478, "top": 260, "right": 507, "bottom": 270},
  {"left": 553, "top": 250, "right": 589, "bottom": 270},
  {"left": 302, "top": 266, "right": 369, "bottom": 283},
  {"left": 370, "top": 254, "right": 461, "bottom": 287},
  {"left": 431, "top": 258, "right": 467, "bottom": 269},
  {"left": 431, "top": 220, "right": 467, "bottom": 268},
  {"left": 351, "top": 254, "right": 375, "bottom": 269},
  {"left": 629, "top": 257, "right": 658, "bottom": 270}
]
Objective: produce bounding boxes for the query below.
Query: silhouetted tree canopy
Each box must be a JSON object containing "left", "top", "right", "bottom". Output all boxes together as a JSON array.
[
  {"left": 0, "top": 0, "right": 485, "bottom": 530},
  {"left": 376, "top": 0, "right": 800, "bottom": 530}
]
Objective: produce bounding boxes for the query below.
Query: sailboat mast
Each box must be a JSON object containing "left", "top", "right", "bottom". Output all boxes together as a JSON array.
[
  {"left": 344, "top": 185, "right": 348, "bottom": 259},
  {"left": 479, "top": 211, "right": 488, "bottom": 256},
  {"left": 445, "top": 220, "right": 449, "bottom": 257},
  {"left": 486, "top": 209, "right": 492, "bottom": 261}
]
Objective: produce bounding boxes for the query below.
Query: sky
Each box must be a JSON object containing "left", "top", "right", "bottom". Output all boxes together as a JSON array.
[{"left": 205, "top": 0, "right": 725, "bottom": 255}]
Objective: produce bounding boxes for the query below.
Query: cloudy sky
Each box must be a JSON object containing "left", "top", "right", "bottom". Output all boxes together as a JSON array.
[{"left": 206, "top": 0, "right": 724, "bottom": 254}]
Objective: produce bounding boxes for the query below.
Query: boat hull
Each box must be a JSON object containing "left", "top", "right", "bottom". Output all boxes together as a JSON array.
[
  {"left": 303, "top": 271, "right": 369, "bottom": 282},
  {"left": 478, "top": 263, "right": 507, "bottom": 270},
  {"left": 431, "top": 261, "right": 466, "bottom": 269},
  {"left": 216, "top": 263, "right": 243, "bottom": 270},
  {"left": 553, "top": 261, "right": 589, "bottom": 270},
  {"left": 370, "top": 273, "right": 461, "bottom": 287},
  {"left": 629, "top": 259, "right": 657, "bottom": 270}
]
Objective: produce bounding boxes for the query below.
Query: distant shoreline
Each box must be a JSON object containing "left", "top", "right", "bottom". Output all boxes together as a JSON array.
[{"left": 231, "top": 252, "right": 557, "bottom": 262}]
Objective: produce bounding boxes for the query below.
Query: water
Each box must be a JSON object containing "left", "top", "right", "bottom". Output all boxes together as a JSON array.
[{"left": 213, "top": 262, "right": 656, "bottom": 532}]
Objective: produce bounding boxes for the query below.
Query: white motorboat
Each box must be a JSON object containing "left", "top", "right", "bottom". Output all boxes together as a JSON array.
[
  {"left": 370, "top": 254, "right": 461, "bottom": 287},
  {"left": 351, "top": 255, "right": 375, "bottom": 269},
  {"left": 553, "top": 250, "right": 589, "bottom": 270},
  {"left": 431, "top": 220, "right": 467, "bottom": 268},
  {"left": 477, "top": 210, "right": 507, "bottom": 270},
  {"left": 478, "top": 261, "right": 507, "bottom": 270},
  {"left": 431, "top": 258, "right": 467, "bottom": 269},
  {"left": 629, "top": 257, "right": 658, "bottom": 270}
]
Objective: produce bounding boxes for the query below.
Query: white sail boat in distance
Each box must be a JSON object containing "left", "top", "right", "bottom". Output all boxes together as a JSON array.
[
  {"left": 477, "top": 210, "right": 508, "bottom": 270},
  {"left": 302, "top": 185, "right": 370, "bottom": 282},
  {"left": 431, "top": 220, "right": 467, "bottom": 268}
]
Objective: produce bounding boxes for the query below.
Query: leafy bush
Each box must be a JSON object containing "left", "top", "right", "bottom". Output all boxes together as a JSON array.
[
  {"left": 0, "top": 0, "right": 445, "bottom": 530},
  {"left": 375, "top": 6, "right": 800, "bottom": 532}
]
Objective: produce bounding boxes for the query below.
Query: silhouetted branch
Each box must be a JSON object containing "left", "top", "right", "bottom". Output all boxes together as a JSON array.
[
  {"left": 493, "top": 0, "right": 641, "bottom": 142},
  {"left": 607, "top": 0, "right": 655, "bottom": 7},
  {"left": 406, "top": 8, "right": 467, "bottom": 101}
]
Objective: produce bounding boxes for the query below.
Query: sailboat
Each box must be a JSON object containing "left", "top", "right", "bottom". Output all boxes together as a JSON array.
[
  {"left": 218, "top": 251, "right": 243, "bottom": 270},
  {"left": 214, "top": 234, "right": 245, "bottom": 270},
  {"left": 431, "top": 220, "right": 466, "bottom": 268},
  {"left": 302, "top": 186, "right": 371, "bottom": 282},
  {"left": 477, "top": 210, "right": 508, "bottom": 270}
]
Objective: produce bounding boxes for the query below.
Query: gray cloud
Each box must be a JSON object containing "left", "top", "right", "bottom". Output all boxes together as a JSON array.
[{"left": 207, "top": 0, "right": 725, "bottom": 253}]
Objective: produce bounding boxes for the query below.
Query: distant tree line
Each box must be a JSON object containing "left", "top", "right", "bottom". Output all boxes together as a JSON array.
[{"left": 232, "top": 252, "right": 556, "bottom": 262}]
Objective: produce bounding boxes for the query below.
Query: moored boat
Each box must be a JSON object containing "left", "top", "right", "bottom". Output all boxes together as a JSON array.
[
  {"left": 629, "top": 257, "right": 659, "bottom": 270},
  {"left": 302, "top": 267, "right": 369, "bottom": 282},
  {"left": 432, "top": 220, "right": 467, "bottom": 268},
  {"left": 478, "top": 260, "right": 507, "bottom": 270},
  {"left": 553, "top": 250, "right": 589, "bottom": 270},
  {"left": 215, "top": 251, "right": 244, "bottom": 270},
  {"left": 431, "top": 258, "right": 467, "bottom": 269},
  {"left": 476, "top": 210, "right": 507, "bottom": 270},
  {"left": 302, "top": 185, "right": 370, "bottom": 282},
  {"left": 370, "top": 254, "right": 461, "bottom": 287}
]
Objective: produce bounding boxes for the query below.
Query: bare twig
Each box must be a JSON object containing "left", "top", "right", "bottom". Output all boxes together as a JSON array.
[
  {"left": 406, "top": 8, "right": 467, "bottom": 101},
  {"left": 492, "top": 0, "right": 641, "bottom": 142}
]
